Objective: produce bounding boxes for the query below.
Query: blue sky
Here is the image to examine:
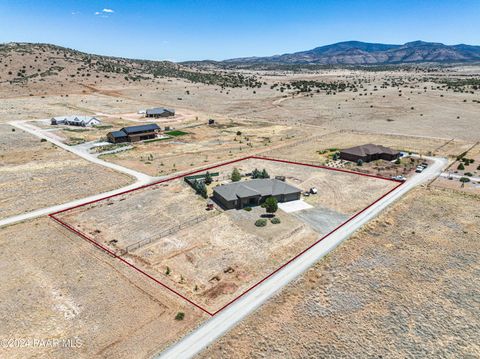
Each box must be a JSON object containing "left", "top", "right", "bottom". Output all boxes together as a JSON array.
[{"left": 0, "top": 0, "right": 478, "bottom": 61}]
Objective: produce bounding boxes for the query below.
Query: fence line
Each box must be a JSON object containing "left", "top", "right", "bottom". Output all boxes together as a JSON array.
[{"left": 125, "top": 212, "right": 217, "bottom": 253}]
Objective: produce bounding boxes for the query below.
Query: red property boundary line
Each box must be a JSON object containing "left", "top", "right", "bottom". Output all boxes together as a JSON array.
[{"left": 49, "top": 156, "right": 403, "bottom": 317}]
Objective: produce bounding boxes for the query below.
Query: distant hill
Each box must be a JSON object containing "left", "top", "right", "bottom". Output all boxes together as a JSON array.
[
  {"left": 0, "top": 42, "right": 262, "bottom": 91},
  {"left": 223, "top": 41, "right": 480, "bottom": 65}
]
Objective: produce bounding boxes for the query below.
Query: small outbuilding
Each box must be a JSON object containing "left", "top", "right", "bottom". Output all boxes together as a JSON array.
[
  {"left": 145, "top": 108, "right": 175, "bottom": 118},
  {"left": 339, "top": 144, "right": 400, "bottom": 163},
  {"left": 213, "top": 179, "right": 301, "bottom": 210}
]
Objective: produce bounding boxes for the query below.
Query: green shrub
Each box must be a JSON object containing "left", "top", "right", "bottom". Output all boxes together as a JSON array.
[
  {"left": 231, "top": 168, "right": 241, "bottom": 182},
  {"left": 255, "top": 219, "right": 267, "bottom": 227},
  {"left": 460, "top": 177, "right": 470, "bottom": 183},
  {"left": 175, "top": 312, "right": 185, "bottom": 321},
  {"left": 457, "top": 163, "right": 465, "bottom": 170},
  {"left": 243, "top": 207, "right": 252, "bottom": 212},
  {"left": 264, "top": 196, "right": 278, "bottom": 214},
  {"left": 271, "top": 217, "right": 281, "bottom": 224},
  {"left": 464, "top": 172, "right": 473, "bottom": 177}
]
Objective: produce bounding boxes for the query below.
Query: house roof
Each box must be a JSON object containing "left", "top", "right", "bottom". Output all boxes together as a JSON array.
[
  {"left": 340, "top": 144, "right": 399, "bottom": 157},
  {"left": 146, "top": 107, "right": 175, "bottom": 115},
  {"left": 108, "top": 130, "right": 127, "bottom": 138},
  {"left": 214, "top": 179, "right": 301, "bottom": 201},
  {"left": 120, "top": 123, "right": 160, "bottom": 134},
  {"left": 51, "top": 116, "right": 99, "bottom": 124}
]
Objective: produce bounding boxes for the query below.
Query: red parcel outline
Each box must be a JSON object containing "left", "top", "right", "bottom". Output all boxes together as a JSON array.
[{"left": 50, "top": 155, "right": 403, "bottom": 316}]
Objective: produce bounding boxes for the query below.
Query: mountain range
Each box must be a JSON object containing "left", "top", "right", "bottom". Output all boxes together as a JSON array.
[{"left": 223, "top": 41, "right": 480, "bottom": 65}]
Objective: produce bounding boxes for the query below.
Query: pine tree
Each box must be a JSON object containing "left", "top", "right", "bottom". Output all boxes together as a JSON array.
[
  {"left": 231, "top": 168, "right": 241, "bottom": 182},
  {"left": 204, "top": 171, "right": 213, "bottom": 185}
]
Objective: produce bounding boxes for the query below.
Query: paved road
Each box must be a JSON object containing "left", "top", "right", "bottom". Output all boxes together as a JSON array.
[
  {"left": 0, "top": 121, "right": 154, "bottom": 228},
  {"left": 158, "top": 156, "right": 448, "bottom": 359}
]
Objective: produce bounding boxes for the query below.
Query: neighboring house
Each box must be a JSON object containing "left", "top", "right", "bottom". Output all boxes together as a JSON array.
[
  {"left": 50, "top": 116, "right": 101, "bottom": 127},
  {"left": 213, "top": 178, "right": 301, "bottom": 210},
  {"left": 339, "top": 144, "right": 400, "bottom": 163},
  {"left": 145, "top": 108, "right": 175, "bottom": 118},
  {"left": 107, "top": 123, "right": 161, "bottom": 143}
]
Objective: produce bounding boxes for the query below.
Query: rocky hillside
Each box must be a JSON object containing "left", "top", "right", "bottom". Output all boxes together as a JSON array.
[
  {"left": 0, "top": 43, "right": 262, "bottom": 91},
  {"left": 224, "top": 41, "right": 480, "bottom": 65}
]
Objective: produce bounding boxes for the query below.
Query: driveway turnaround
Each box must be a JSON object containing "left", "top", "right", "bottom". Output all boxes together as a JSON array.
[{"left": 278, "top": 199, "right": 314, "bottom": 213}]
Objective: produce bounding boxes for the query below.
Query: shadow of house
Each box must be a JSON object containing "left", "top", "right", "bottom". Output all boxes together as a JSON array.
[{"left": 213, "top": 179, "right": 301, "bottom": 210}]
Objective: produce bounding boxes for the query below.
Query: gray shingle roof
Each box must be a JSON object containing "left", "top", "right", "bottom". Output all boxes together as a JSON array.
[
  {"left": 146, "top": 108, "right": 175, "bottom": 115},
  {"left": 109, "top": 130, "right": 127, "bottom": 138},
  {"left": 120, "top": 123, "right": 160, "bottom": 134},
  {"left": 340, "top": 144, "right": 399, "bottom": 157},
  {"left": 214, "top": 179, "right": 301, "bottom": 201}
]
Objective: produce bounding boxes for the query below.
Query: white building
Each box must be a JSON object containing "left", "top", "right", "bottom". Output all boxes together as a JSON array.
[{"left": 51, "top": 116, "right": 101, "bottom": 127}]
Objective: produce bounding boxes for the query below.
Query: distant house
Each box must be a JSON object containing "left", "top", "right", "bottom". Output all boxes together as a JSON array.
[
  {"left": 339, "top": 144, "right": 400, "bottom": 163},
  {"left": 213, "top": 179, "right": 301, "bottom": 210},
  {"left": 107, "top": 123, "right": 161, "bottom": 143},
  {"left": 51, "top": 116, "right": 101, "bottom": 127},
  {"left": 145, "top": 108, "right": 175, "bottom": 118}
]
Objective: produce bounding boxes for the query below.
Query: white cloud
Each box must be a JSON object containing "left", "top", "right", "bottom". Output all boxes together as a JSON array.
[{"left": 94, "top": 8, "right": 115, "bottom": 16}]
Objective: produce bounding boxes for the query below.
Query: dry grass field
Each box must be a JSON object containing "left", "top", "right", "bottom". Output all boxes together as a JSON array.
[
  {"left": 199, "top": 187, "right": 480, "bottom": 358},
  {"left": 57, "top": 158, "right": 396, "bottom": 313},
  {"left": 0, "top": 218, "right": 206, "bottom": 359},
  {"left": 0, "top": 124, "right": 133, "bottom": 218},
  {"left": 431, "top": 142, "right": 480, "bottom": 193},
  {"left": 99, "top": 119, "right": 311, "bottom": 176},
  {"left": 1, "top": 43, "right": 479, "bottom": 358}
]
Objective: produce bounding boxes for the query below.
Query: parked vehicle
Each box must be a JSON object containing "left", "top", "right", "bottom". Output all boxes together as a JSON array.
[
  {"left": 392, "top": 175, "right": 407, "bottom": 181},
  {"left": 309, "top": 187, "right": 318, "bottom": 194},
  {"left": 415, "top": 166, "right": 424, "bottom": 173}
]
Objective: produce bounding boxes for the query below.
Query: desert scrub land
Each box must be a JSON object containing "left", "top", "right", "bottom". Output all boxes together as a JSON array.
[
  {"left": 99, "top": 119, "right": 312, "bottom": 176},
  {"left": 264, "top": 130, "right": 474, "bottom": 162},
  {"left": 199, "top": 187, "right": 480, "bottom": 358},
  {"left": 0, "top": 218, "right": 206, "bottom": 359},
  {"left": 58, "top": 158, "right": 397, "bottom": 313},
  {"left": 0, "top": 124, "right": 133, "bottom": 218},
  {"left": 431, "top": 142, "right": 480, "bottom": 193}
]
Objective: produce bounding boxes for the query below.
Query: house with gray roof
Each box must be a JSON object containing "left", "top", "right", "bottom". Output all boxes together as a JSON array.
[
  {"left": 51, "top": 116, "right": 101, "bottom": 127},
  {"left": 213, "top": 179, "right": 301, "bottom": 210},
  {"left": 107, "top": 123, "right": 161, "bottom": 143},
  {"left": 145, "top": 108, "right": 175, "bottom": 118},
  {"left": 339, "top": 144, "right": 400, "bottom": 163}
]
